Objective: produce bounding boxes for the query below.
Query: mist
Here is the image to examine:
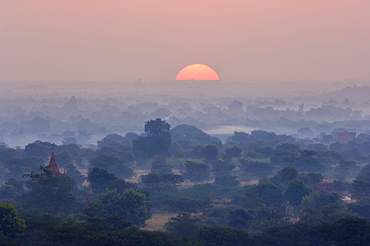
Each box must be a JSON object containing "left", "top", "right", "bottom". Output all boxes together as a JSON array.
[
  {"left": 3, "top": 1, "right": 370, "bottom": 244},
  {"left": 1, "top": 79, "right": 369, "bottom": 147}
]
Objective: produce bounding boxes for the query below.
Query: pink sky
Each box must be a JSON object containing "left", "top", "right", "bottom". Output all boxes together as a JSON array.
[{"left": 1, "top": 0, "right": 370, "bottom": 81}]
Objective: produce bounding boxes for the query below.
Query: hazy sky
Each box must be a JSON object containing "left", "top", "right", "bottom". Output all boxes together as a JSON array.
[{"left": 1, "top": 0, "right": 370, "bottom": 81}]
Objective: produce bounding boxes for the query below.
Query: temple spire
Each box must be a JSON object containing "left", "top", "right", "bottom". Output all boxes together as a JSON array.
[
  {"left": 40, "top": 152, "right": 65, "bottom": 178},
  {"left": 85, "top": 181, "right": 95, "bottom": 201},
  {"left": 48, "top": 152, "right": 61, "bottom": 176}
]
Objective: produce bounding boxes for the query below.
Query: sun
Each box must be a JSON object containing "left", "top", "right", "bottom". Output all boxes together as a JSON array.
[{"left": 176, "top": 64, "right": 220, "bottom": 80}]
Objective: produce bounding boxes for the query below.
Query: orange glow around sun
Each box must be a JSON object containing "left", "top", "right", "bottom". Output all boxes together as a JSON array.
[{"left": 176, "top": 64, "right": 220, "bottom": 80}]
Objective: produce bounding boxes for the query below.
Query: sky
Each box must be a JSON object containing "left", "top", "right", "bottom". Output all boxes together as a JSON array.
[{"left": 1, "top": 0, "right": 370, "bottom": 82}]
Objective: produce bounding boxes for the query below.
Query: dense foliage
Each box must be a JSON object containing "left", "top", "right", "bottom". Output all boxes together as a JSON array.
[{"left": 1, "top": 118, "right": 370, "bottom": 244}]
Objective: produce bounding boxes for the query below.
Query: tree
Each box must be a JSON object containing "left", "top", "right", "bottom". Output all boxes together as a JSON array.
[
  {"left": 56, "top": 143, "right": 83, "bottom": 167},
  {"left": 54, "top": 151, "right": 73, "bottom": 168},
  {"left": 0, "top": 147, "right": 17, "bottom": 165},
  {"left": 275, "top": 143, "right": 300, "bottom": 153},
  {"left": 353, "top": 171, "right": 370, "bottom": 198},
  {"left": 3, "top": 158, "right": 44, "bottom": 181},
  {"left": 329, "top": 180, "right": 352, "bottom": 192},
  {"left": 197, "top": 225, "right": 250, "bottom": 246},
  {"left": 337, "top": 159, "right": 357, "bottom": 173},
  {"left": 88, "top": 168, "right": 118, "bottom": 194},
  {"left": 251, "top": 223, "right": 313, "bottom": 246},
  {"left": 201, "top": 206, "right": 252, "bottom": 229},
  {"left": 239, "top": 159, "right": 273, "bottom": 179},
  {"left": 214, "top": 175, "right": 240, "bottom": 187},
  {"left": 165, "top": 213, "right": 199, "bottom": 238},
  {"left": 97, "top": 133, "right": 131, "bottom": 148},
  {"left": 62, "top": 137, "right": 77, "bottom": 145},
  {"left": 254, "top": 147, "right": 274, "bottom": 158},
  {"left": 250, "top": 206, "right": 289, "bottom": 230},
  {"left": 212, "top": 159, "right": 235, "bottom": 176},
  {"left": 133, "top": 118, "right": 172, "bottom": 157},
  {"left": 89, "top": 154, "right": 133, "bottom": 179},
  {"left": 230, "top": 132, "right": 249, "bottom": 143},
  {"left": 151, "top": 157, "right": 172, "bottom": 174},
  {"left": 316, "top": 217, "right": 370, "bottom": 246},
  {"left": 308, "top": 191, "right": 343, "bottom": 211},
  {"left": 298, "top": 173, "right": 324, "bottom": 186},
  {"left": 275, "top": 167, "right": 299, "bottom": 185},
  {"left": 0, "top": 203, "right": 26, "bottom": 242},
  {"left": 347, "top": 198, "right": 370, "bottom": 220},
  {"left": 298, "top": 207, "right": 322, "bottom": 225},
  {"left": 98, "top": 189, "right": 149, "bottom": 226},
  {"left": 190, "top": 145, "right": 204, "bottom": 158},
  {"left": 5, "top": 178, "right": 25, "bottom": 195},
  {"left": 145, "top": 118, "right": 170, "bottom": 136},
  {"left": 296, "top": 150, "right": 324, "bottom": 173},
  {"left": 170, "top": 124, "right": 212, "bottom": 146},
  {"left": 24, "top": 141, "right": 57, "bottom": 160},
  {"left": 285, "top": 179, "right": 313, "bottom": 206},
  {"left": 65, "top": 164, "right": 85, "bottom": 185},
  {"left": 141, "top": 173, "right": 184, "bottom": 192},
  {"left": 244, "top": 181, "right": 284, "bottom": 209},
  {"left": 88, "top": 168, "right": 133, "bottom": 194},
  {"left": 0, "top": 185, "right": 17, "bottom": 204},
  {"left": 183, "top": 161, "right": 211, "bottom": 183},
  {"left": 164, "top": 197, "right": 211, "bottom": 213},
  {"left": 125, "top": 132, "right": 139, "bottom": 142},
  {"left": 24, "top": 215, "right": 132, "bottom": 245},
  {"left": 97, "top": 146, "right": 135, "bottom": 166},
  {"left": 225, "top": 146, "right": 242, "bottom": 158},
  {"left": 23, "top": 174, "right": 78, "bottom": 215},
  {"left": 202, "top": 144, "right": 219, "bottom": 162},
  {"left": 111, "top": 226, "right": 185, "bottom": 246},
  {"left": 227, "top": 208, "right": 252, "bottom": 229}
]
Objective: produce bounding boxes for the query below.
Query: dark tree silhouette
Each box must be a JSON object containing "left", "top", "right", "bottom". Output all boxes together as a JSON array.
[
  {"left": 183, "top": 161, "right": 211, "bottom": 183},
  {"left": 133, "top": 118, "right": 172, "bottom": 157}
]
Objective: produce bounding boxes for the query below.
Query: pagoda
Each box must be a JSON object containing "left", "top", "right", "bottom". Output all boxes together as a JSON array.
[
  {"left": 41, "top": 152, "right": 65, "bottom": 177},
  {"left": 84, "top": 182, "right": 96, "bottom": 201}
]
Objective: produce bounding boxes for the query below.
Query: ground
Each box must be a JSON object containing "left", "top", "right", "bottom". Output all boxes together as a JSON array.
[{"left": 143, "top": 213, "right": 178, "bottom": 231}]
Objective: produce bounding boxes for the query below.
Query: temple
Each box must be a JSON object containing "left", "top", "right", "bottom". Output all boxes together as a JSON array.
[
  {"left": 42, "top": 152, "right": 65, "bottom": 177},
  {"left": 85, "top": 182, "right": 95, "bottom": 201},
  {"left": 336, "top": 131, "right": 356, "bottom": 144}
]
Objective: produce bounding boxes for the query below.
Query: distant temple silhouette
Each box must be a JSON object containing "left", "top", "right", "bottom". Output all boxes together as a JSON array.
[
  {"left": 336, "top": 131, "right": 356, "bottom": 144},
  {"left": 85, "top": 182, "right": 95, "bottom": 201},
  {"left": 43, "top": 152, "right": 95, "bottom": 201},
  {"left": 41, "top": 152, "right": 65, "bottom": 177}
]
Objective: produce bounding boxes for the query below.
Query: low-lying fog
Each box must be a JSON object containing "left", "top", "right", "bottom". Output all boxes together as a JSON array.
[{"left": 0, "top": 80, "right": 369, "bottom": 147}]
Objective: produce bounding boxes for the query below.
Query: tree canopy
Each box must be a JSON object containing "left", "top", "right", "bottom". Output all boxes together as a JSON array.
[{"left": 133, "top": 118, "right": 172, "bottom": 157}]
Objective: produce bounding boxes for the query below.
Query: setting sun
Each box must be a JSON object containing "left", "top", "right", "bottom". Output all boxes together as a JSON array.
[{"left": 176, "top": 64, "right": 220, "bottom": 80}]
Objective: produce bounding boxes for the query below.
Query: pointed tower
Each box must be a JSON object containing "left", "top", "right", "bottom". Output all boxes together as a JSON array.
[
  {"left": 85, "top": 181, "right": 95, "bottom": 201},
  {"left": 48, "top": 152, "right": 61, "bottom": 176},
  {"left": 40, "top": 152, "right": 66, "bottom": 178}
]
